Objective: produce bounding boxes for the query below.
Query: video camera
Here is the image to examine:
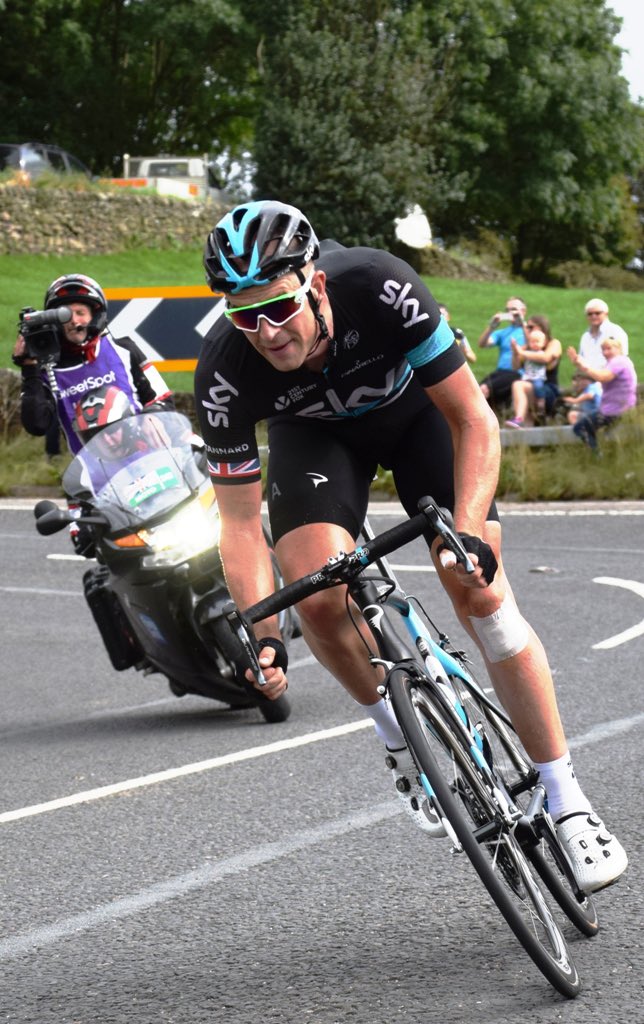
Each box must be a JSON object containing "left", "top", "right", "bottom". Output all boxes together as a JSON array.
[{"left": 18, "top": 306, "right": 71, "bottom": 364}]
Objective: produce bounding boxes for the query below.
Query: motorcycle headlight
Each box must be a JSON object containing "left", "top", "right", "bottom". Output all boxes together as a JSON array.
[{"left": 139, "top": 492, "right": 220, "bottom": 569}]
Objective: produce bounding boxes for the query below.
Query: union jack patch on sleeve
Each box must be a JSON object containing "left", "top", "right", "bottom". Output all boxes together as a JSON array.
[{"left": 207, "top": 458, "right": 261, "bottom": 482}]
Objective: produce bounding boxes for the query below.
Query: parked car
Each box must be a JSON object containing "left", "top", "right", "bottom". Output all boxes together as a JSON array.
[{"left": 0, "top": 142, "right": 92, "bottom": 181}]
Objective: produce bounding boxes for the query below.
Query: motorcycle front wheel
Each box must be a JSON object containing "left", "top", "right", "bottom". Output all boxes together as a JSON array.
[{"left": 256, "top": 692, "right": 291, "bottom": 723}]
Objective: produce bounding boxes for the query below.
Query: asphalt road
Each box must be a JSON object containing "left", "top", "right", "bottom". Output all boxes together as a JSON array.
[{"left": 1, "top": 500, "right": 643, "bottom": 1024}]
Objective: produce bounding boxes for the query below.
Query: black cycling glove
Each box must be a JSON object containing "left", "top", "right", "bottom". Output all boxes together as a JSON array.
[
  {"left": 438, "top": 534, "right": 498, "bottom": 585},
  {"left": 256, "top": 637, "right": 288, "bottom": 673}
]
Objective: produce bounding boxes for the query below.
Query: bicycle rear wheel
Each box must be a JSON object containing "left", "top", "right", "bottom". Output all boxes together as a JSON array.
[
  {"left": 389, "top": 667, "right": 581, "bottom": 999},
  {"left": 448, "top": 671, "right": 598, "bottom": 938}
]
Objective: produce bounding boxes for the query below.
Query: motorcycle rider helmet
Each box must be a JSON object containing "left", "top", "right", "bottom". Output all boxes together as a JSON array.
[
  {"left": 73, "top": 386, "right": 136, "bottom": 448},
  {"left": 44, "top": 273, "right": 108, "bottom": 342},
  {"left": 203, "top": 200, "right": 320, "bottom": 294}
]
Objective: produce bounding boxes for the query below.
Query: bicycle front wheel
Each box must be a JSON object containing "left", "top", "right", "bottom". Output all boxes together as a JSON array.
[
  {"left": 389, "top": 668, "right": 581, "bottom": 999},
  {"left": 447, "top": 671, "right": 598, "bottom": 938}
]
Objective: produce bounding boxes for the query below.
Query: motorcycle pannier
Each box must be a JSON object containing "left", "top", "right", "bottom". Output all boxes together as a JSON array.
[{"left": 83, "top": 567, "right": 144, "bottom": 671}]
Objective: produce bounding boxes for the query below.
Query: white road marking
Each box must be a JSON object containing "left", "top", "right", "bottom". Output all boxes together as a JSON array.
[
  {"left": 1, "top": 711, "right": 642, "bottom": 961},
  {"left": 0, "top": 585, "right": 82, "bottom": 597},
  {"left": 3, "top": 501, "right": 644, "bottom": 514},
  {"left": 4, "top": 705, "right": 643, "bottom": 826},
  {"left": 500, "top": 509, "right": 644, "bottom": 517},
  {"left": 0, "top": 802, "right": 400, "bottom": 961},
  {"left": 592, "top": 577, "right": 644, "bottom": 649},
  {"left": 390, "top": 564, "right": 436, "bottom": 572},
  {"left": 0, "top": 719, "right": 374, "bottom": 823},
  {"left": 569, "top": 711, "right": 644, "bottom": 748}
]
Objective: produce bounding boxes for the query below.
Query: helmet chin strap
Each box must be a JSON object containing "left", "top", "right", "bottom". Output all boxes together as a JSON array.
[{"left": 296, "top": 268, "right": 335, "bottom": 361}]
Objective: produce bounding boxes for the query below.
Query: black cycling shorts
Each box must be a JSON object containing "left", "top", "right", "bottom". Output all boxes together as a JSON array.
[{"left": 266, "top": 393, "right": 499, "bottom": 545}]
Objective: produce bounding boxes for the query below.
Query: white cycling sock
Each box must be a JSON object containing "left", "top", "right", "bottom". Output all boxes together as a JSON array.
[
  {"left": 362, "top": 697, "right": 405, "bottom": 750},
  {"left": 533, "top": 751, "right": 592, "bottom": 821}
]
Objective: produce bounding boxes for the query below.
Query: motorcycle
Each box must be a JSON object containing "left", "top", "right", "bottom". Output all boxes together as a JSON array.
[{"left": 34, "top": 410, "right": 296, "bottom": 723}]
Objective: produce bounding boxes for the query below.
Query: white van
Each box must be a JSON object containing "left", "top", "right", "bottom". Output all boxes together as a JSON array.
[{"left": 115, "top": 154, "right": 229, "bottom": 203}]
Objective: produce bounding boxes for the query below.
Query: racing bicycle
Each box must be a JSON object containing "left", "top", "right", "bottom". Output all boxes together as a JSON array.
[{"left": 226, "top": 497, "right": 599, "bottom": 998}]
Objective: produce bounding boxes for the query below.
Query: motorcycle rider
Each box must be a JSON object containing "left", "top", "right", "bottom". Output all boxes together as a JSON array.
[
  {"left": 13, "top": 273, "right": 174, "bottom": 554},
  {"left": 68, "top": 385, "right": 184, "bottom": 495},
  {"left": 12, "top": 273, "right": 173, "bottom": 456}
]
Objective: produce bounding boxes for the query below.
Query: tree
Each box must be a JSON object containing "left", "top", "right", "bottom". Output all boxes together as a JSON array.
[
  {"left": 251, "top": 1, "right": 439, "bottom": 248},
  {"left": 0, "top": 0, "right": 257, "bottom": 174},
  {"left": 417, "top": 0, "right": 644, "bottom": 274}
]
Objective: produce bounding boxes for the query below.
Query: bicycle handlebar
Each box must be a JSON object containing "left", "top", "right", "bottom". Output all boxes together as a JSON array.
[{"left": 241, "top": 495, "right": 475, "bottom": 626}]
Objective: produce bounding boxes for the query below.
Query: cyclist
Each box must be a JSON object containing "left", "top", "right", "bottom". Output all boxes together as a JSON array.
[
  {"left": 195, "top": 201, "right": 627, "bottom": 894},
  {"left": 12, "top": 273, "right": 173, "bottom": 455}
]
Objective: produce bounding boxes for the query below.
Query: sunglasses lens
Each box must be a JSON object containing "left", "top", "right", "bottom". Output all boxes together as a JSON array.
[{"left": 227, "top": 295, "right": 303, "bottom": 331}]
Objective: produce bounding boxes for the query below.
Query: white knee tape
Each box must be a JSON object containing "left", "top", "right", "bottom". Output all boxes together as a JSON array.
[{"left": 469, "top": 596, "right": 529, "bottom": 663}]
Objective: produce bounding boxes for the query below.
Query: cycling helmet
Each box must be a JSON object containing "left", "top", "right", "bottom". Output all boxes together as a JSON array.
[
  {"left": 204, "top": 200, "right": 319, "bottom": 294},
  {"left": 44, "top": 274, "right": 108, "bottom": 340},
  {"left": 73, "top": 386, "right": 135, "bottom": 445}
]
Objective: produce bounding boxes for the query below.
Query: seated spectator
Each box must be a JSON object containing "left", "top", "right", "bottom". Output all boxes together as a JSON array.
[
  {"left": 477, "top": 296, "right": 527, "bottom": 405},
  {"left": 504, "top": 315, "right": 562, "bottom": 428},
  {"left": 567, "top": 337, "right": 637, "bottom": 452},
  {"left": 577, "top": 298, "right": 628, "bottom": 371},
  {"left": 563, "top": 371, "right": 602, "bottom": 425},
  {"left": 438, "top": 303, "right": 476, "bottom": 364}
]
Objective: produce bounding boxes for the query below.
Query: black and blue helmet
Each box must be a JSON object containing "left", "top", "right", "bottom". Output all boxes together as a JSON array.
[{"left": 204, "top": 200, "right": 319, "bottom": 294}]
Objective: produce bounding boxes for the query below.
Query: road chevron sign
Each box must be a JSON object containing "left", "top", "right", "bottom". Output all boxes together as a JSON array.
[{"left": 104, "top": 286, "right": 225, "bottom": 371}]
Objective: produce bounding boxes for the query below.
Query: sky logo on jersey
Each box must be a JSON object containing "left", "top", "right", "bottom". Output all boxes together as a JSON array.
[
  {"left": 201, "top": 372, "right": 239, "bottom": 428},
  {"left": 379, "top": 279, "right": 430, "bottom": 329}
]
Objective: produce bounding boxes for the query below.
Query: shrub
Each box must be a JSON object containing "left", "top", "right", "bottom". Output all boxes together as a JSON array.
[{"left": 543, "top": 260, "right": 644, "bottom": 292}]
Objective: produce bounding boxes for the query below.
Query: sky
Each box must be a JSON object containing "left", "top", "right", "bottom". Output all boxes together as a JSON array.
[{"left": 609, "top": 0, "right": 644, "bottom": 103}]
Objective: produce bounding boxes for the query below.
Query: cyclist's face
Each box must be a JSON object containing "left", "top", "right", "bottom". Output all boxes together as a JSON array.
[{"left": 227, "top": 270, "right": 328, "bottom": 372}]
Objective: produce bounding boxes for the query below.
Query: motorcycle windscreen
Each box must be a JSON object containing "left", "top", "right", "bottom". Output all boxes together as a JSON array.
[{"left": 63, "top": 411, "right": 201, "bottom": 526}]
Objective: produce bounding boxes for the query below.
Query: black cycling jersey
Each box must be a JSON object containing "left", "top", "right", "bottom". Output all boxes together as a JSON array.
[{"left": 194, "top": 246, "right": 465, "bottom": 486}]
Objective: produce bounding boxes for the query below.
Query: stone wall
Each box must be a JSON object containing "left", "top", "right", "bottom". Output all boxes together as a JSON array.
[{"left": 0, "top": 185, "right": 225, "bottom": 255}]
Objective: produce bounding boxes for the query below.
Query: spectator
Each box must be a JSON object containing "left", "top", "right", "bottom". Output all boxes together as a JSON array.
[
  {"left": 568, "top": 337, "right": 637, "bottom": 451},
  {"left": 563, "top": 371, "right": 602, "bottom": 426},
  {"left": 477, "top": 296, "right": 527, "bottom": 406},
  {"left": 439, "top": 303, "right": 476, "bottom": 364},
  {"left": 576, "top": 298, "right": 628, "bottom": 371},
  {"left": 504, "top": 315, "right": 562, "bottom": 428}
]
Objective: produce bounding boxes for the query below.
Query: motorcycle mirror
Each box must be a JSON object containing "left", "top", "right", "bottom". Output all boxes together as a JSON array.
[
  {"left": 33, "top": 499, "right": 60, "bottom": 520},
  {"left": 36, "top": 508, "right": 72, "bottom": 535}
]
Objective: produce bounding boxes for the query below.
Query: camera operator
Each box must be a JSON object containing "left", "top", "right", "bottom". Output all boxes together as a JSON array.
[
  {"left": 12, "top": 273, "right": 174, "bottom": 456},
  {"left": 477, "top": 296, "right": 528, "bottom": 408}
]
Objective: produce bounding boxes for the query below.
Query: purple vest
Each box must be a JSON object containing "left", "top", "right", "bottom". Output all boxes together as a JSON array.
[{"left": 46, "top": 336, "right": 143, "bottom": 453}]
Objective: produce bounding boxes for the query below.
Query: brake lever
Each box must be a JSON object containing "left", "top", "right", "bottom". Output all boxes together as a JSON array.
[
  {"left": 421, "top": 499, "right": 476, "bottom": 575},
  {"left": 224, "top": 603, "right": 267, "bottom": 686}
]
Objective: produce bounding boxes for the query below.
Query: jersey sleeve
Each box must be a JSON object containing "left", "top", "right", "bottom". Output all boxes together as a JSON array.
[
  {"left": 194, "top": 327, "right": 262, "bottom": 486},
  {"left": 363, "top": 251, "right": 466, "bottom": 386}
]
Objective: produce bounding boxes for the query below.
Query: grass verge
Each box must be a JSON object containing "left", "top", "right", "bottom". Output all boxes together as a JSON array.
[
  {"left": 2, "top": 407, "right": 642, "bottom": 501},
  {"left": 1, "top": 246, "right": 642, "bottom": 500}
]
